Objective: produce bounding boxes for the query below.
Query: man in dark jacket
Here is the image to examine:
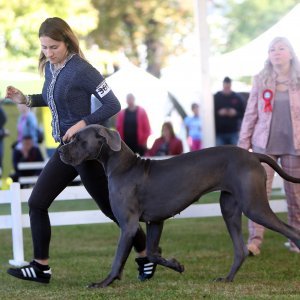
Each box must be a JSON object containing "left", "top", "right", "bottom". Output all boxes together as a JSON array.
[{"left": 214, "top": 77, "right": 245, "bottom": 145}]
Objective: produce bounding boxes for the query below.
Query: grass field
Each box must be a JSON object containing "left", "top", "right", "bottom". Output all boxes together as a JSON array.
[{"left": 1, "top": 206, "right": 300, "bottom": 299}]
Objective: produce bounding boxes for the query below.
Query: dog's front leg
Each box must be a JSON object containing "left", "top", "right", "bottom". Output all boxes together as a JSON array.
[
  {"left": 88, "top": 221, "right": 139, "bottom": 288},
  {"left": 146, "top": 221, "right": 184, "bottom": 273}
]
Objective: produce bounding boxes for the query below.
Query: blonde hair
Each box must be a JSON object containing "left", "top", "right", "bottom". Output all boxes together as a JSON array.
[
  {"left": 38, "top": 17, "right": 86, "bottom": 75},
  {"left": 259, "top": 36, "right": 300, "bottom": 88}
]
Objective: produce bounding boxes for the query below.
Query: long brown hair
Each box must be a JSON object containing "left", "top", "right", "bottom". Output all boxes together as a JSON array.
[
  {"left": 38, "top": 17, "right": 85, "bottom": 74},
  {"left": 161, "top": 122, "right": 176, "bottom": 138}
]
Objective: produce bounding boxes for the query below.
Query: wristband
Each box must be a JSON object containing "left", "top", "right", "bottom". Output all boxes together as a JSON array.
[{"left": 25, "top": 95, "right": 32, "bottom": 107}]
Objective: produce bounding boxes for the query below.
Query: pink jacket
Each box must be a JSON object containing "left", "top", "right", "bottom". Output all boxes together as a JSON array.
[
  {"left": 116, "top": 106, "right": 151, "bottom": 147},
  {"left": 238, "top": 74, "right": 300, "bottom": 150}
]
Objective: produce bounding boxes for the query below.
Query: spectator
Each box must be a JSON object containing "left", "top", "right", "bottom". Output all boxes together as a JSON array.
[
  {"left": 184, "top": 103, "right": 202, "bottom": 151},
  {"left": 0, "top": 104, "right": 8, "bottom": 169},
  {"left": 146, "top": 121, "right": 183, "bottom": 156},
  {"left": 116, "top": 93, "right": 151, "bottom": 155},
  {"left": 214, "top": 77, "right": 245, "bottom": 145},
  {"left": 10, "top": 135, "right": 44, "bottom": 184},
  {"left": 238, "top": 36, "right": 300, "bottom": 255},
  {"left": 14, "top": 104, "right": 39, "bottom": 150}
]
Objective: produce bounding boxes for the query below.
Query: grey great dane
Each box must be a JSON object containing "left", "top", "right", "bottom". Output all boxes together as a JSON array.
[{"left": 59, "top": 124, "right": 300, "bottom": 288}]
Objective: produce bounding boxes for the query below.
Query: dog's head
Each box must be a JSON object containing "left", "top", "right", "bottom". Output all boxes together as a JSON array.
[{"left": 59, "top": 124, "right": 121, "bottom": 166}]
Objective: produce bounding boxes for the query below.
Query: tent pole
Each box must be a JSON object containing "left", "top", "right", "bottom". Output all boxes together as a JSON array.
[{"left": 194, "top": 0, "right": 215, "bottom": 148}]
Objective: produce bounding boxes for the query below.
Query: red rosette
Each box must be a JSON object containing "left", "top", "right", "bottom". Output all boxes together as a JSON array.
[{"left": 262, "top": 89, "right": 273, "bottom": 112}]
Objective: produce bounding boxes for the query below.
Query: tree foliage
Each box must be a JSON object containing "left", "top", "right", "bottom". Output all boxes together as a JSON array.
[
  {"left": 0, "top": 0, "right": 97, "bottom": 70},
  {"left": 2, "top": 0, "right": 300, "bottom": 76},
  {"left": 216, "top": 0, "right": 300, "bottom": 53},
  {"left": 89, "top": 0, "right": 192, "bottom": 77}
]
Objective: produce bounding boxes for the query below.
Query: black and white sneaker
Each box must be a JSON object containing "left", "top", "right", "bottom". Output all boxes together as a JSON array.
[
  {"left": 7, "top": 260, "right": 52, "bottom": 284},
  {"left": 135, "top": 257, "right": 157, "bottom": 281}
]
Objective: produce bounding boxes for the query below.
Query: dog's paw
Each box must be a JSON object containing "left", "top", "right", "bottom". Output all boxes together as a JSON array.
[
  {"left": 87, "top": 274, "right": 120, "bottom": 288},
  {"left": 87, "top": 282, "right": 103, "bottom": 289},
  {"left": 179, "top": 264, "right": 185, "bottom": 273},
  {"left": 169, "top": 258, "right": 185, "bottom": 273},
  {"left": 87, "top": 279, "right": 112, "bottom": 288},
  {"left": 212, "top": 277, "right": 232, "bottom": 283}
]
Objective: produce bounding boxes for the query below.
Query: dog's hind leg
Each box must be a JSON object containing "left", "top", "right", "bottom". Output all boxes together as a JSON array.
[
  {"left": 146, "top": 221, "right": 184, "bottom": 273},
  {"left": 243, "top": 193, "right": 300, "bottom": 250},
  {"left": 247, "top": 212, "right": 300, "bottom": 250},
  {"left": 215, "top": 191, "right": 248, "bottom": 282}
]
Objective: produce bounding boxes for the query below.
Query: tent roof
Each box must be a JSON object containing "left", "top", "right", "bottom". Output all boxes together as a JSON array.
[{"left": 106, "top": 63, "right": 175, "bottom": 137}]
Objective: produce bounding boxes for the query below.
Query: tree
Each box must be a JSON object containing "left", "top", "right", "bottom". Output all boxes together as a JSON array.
[
  {"left": 211, "top": 0, "right": 300, "bottom": 53},
  {"left": 89, "top": 0, "right": 192, "bottom": 77},
  {"left": 0, "top": 0, "right": 98, "bottom": 71}
]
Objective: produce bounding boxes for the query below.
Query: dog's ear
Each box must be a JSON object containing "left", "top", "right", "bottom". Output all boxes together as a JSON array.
[{"left": 99, "top": 126, "right": 122, "bottom": 151}]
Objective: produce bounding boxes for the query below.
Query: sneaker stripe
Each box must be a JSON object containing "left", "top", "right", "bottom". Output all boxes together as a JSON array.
[
  {"left": 43, "top": 269, "right": 52, "bottom": 275},
  {"left": 21, "top": 268, "right": 27, "bottom": 277},
  {"left": 144, "top": 267, "right": 153, "bottom": 271},
  {"left": 144, "top": 263, "right": 153, "bottom": 267},
  {"left": 30, "top": 267, "right": 37, "bottom": 278},
  {"left": 25, "top": 268, "right": 32, "bottom": 278},
  {"left": 144, "top": 271, "right": 153, "bottom": 274}
]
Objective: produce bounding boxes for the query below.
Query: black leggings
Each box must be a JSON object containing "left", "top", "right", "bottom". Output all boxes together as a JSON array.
[{"left": 28, "top": 148, "right": 146, "bottom": 259}]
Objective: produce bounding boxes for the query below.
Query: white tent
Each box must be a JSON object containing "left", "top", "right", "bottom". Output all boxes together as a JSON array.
[
  {"left": 210, "top": 4, "right": 300, "bottom": 78},
  {"left": 105, "top": 63, "right": 185, "bottom": 146}
]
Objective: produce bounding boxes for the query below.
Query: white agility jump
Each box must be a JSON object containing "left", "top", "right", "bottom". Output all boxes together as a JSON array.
[{"left": 0, "top": 174, "right": 286, "bottom": 267}]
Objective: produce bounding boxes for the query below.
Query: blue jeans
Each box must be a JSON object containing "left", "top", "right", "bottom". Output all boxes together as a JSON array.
[{"left": 216, "top": 132, "right": 239, "bottom": 146}]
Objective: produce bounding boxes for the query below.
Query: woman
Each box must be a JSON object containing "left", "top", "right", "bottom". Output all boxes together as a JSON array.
[
  {"left": 238, "top": 37, "right": 300, "bottom": 255},
  {"left": 10, "top": 134, "right": 44, "bottom": 185},
  {"left": 14, "top": 104, "right": 39, "bottom": 149},
  {"left": 146, "top": 121, "right": 183, "bottom": 156},
  {"left": 6, "top": 17, "right": 156, "bottom": 284}
]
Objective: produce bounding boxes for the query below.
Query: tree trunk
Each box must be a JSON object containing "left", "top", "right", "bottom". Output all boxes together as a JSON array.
[{"left": 145, "top": 37, "right": 163, "bottom": 78}]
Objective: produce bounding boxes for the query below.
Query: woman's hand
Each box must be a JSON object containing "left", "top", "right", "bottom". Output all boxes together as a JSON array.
[
  {"left": 62, "top": 120, "right": 87, "bottom": 143},
  {"left": 6, "top": 86, "right": 26, "bottom": 104}
]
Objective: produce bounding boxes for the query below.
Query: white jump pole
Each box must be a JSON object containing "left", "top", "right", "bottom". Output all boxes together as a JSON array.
[{"left": 9, "top": 182, "right": 27, "bottom": 266}]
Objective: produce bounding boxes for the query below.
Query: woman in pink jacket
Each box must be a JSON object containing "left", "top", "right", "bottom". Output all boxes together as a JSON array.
[
  {"left": 116, "top": 93, "right": 151, "bottom": 156},
  {"left": 238, "top": 37, "right": 300, "bottom": 256}
]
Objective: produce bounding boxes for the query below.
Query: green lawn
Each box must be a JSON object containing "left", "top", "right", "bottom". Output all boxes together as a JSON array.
[
  {"left": 0, "top": 184, "right": 296, "bottom": 299},
  {"left": 1, "top": 214, "right": 300, "bottom": 299}
]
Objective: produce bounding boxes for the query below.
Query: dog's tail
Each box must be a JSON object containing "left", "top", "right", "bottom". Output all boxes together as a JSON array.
[{"left": 254, "top": 153, "right": 300, "bottom": 183}]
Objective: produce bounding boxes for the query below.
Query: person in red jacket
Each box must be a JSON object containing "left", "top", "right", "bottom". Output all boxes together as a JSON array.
[
  {"left": 116, "top": 93, "right": 151, "bottom": 155},
  {"left": 146, "top": 121, "right": 183, "bottom": 156}
]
